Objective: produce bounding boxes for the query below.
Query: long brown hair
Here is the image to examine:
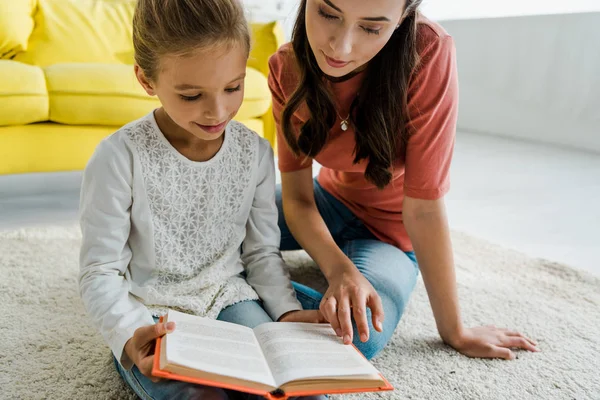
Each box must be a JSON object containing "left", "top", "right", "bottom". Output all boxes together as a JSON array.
[
  {"left": 281, "top": 0, "right": 423, "bottom": 189},
  {"left": 133, "top": 0, "right": 250, "bottom": 82}
]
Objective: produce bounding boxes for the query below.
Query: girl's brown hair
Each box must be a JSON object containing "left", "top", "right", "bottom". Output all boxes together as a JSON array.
[
  {"left": 282, "top": 0, "right": 423, "bottom": 189},
  {"left": 133, "top": 0, "right": 250, "bottom": 81}
]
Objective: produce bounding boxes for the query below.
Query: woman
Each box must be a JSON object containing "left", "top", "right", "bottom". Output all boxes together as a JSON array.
[{"left": 268, "top": 0, "right": 540, "bottom": 360}]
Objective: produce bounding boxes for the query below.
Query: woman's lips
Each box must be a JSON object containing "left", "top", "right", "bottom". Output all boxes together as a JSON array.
[{"left": 323, "top": 53, "right": 350, "bottom": 68}]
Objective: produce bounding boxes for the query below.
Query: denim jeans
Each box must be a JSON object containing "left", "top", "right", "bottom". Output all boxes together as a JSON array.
[
  {"left": 277, "top": 179, "right": 419, "bottom": 360},
  {"left": 114, "top": 300, "right": 326, "bottom": 400}
]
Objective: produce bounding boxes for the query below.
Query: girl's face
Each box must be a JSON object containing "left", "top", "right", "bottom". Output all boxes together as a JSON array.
[
  {"left": 136, "top": 43, "right": 247, "bottom": 142},
  {"left": 305, "top": 0, "right": 406, "bottom": 78}
]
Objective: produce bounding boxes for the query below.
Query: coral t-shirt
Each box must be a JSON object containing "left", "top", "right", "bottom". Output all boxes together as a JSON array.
[{"left": 268, "top": 17, "right": 458, "bottom": 252}]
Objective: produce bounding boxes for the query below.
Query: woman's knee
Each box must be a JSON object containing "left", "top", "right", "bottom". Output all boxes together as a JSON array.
[
  {"left": 351, "top": 293, "right": 408, "bottom": 360},
  {"left": 352, "top": 326, "right": 389, "bottom": 360},
  {"left": 357, "top": 251, "right": 418, "bottom": 308}
]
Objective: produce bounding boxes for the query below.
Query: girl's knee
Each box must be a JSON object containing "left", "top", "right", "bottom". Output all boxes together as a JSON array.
[{"left": 175, "top": 386, "right": 229, "bottom": 400}]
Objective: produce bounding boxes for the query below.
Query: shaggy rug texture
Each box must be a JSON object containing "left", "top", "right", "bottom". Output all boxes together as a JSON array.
[{"left": 0, "top": 226, "right": 598, "bottom": 400}]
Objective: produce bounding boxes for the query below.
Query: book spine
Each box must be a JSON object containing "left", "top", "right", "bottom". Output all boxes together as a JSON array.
[{"left": 268, "top": 388, "right": 286, "bottom": 400}]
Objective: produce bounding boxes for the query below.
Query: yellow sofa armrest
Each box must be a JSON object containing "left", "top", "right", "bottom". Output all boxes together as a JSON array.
[{"left": 0, "top": 60, "right": 49, "bottom": 126}]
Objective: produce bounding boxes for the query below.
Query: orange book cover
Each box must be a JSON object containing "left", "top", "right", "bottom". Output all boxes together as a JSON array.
[{"left": 151, "top": 316, "right": 394, "bottom": 399}]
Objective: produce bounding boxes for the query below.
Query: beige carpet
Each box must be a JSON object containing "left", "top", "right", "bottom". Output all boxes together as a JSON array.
[{"left": 0, "top": 226, "right": 599, "bottom": 400}]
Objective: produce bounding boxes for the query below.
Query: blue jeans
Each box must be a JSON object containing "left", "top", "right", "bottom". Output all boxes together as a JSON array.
[
  {"left": 277, "top": 180, "right": 419, "bottom": 360},
  {"left": 114, "top": 300, "right": 326, "bottom": 400}
]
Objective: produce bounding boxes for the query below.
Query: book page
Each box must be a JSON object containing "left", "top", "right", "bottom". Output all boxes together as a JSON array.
[
  {"left": 164, "top": 310, "right": 276, "bottom": 388},
  {"left": 254, "top": 322, "right": 380, "bottom": 386}
]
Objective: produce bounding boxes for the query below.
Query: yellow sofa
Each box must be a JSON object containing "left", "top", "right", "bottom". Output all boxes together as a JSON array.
[{"left": 0, "top": 0, "right": 283, "bottom": 175}]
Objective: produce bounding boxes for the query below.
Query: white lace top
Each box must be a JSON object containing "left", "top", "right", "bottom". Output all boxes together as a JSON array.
[{"left": 78, "top": 112, "right": 301, "bottom": 369}]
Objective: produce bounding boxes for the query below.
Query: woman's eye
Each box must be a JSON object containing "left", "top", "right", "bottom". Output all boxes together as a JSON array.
[
  {"left": 362, "top": 27, "right": 381, "bottom": 35},
  {"left": 318, "top": 7, "right": 337, "bottom": 20}
]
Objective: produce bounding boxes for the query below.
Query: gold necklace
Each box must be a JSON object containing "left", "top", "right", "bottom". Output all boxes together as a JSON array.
[
  {"left": 337, "top": 93, "right": 359, "bottom": 132},
  {"left": 336, "top": 110, "right": 351, "bottom": 131},
  {"left": 328, "top": 81, "right": 358, "bottom": 131}
]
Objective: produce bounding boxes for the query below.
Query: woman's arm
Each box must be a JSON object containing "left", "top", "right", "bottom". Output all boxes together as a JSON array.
[
  {"left": 281, "top": 168, "right": 384, "bottom": 343},
  {"left": 403, "top": 196, "right": 461, "bottom": 341},
  {"left": 403, "top": 195, "right": 539, "bottom": 359},
  {"left": 281, "top": 168, "right": 347, "bottom": 276}
]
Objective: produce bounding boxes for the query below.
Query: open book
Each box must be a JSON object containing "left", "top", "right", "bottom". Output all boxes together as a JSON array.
[{"left": 152, "top": 310, "right": 393, "bottom": 399}]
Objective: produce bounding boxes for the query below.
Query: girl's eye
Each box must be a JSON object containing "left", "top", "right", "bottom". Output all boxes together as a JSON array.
[
  {"left": 225, "top": 85, "right": 241, "bottom": 93},
  {"left": 180, "top": 94, "right": 201, "bottom": 102},
  {"left": 318, "top": 7, "right": 337, "bottom": 20},
  {"left": 362, "top": 27, "right": 381, "bottom": 35}
]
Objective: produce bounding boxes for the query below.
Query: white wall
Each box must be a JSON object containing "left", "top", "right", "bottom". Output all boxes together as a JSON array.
[
  {"left": 421, "top": 0, "right": 600, "bottom": 20},
  {"left": 441, "top": 12, "right": 600, "bottom": 152}
]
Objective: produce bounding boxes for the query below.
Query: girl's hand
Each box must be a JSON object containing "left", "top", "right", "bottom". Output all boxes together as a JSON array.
[
  {"left": 448, "top": 325, "right": 540, "bottom": 360},
  {"left": 321, "top": 266, "right": 384, "bottom": 345},
  {"left": 124, "top": 321, "right": 176, "bottom": 381},
  {"left": 278, "top": 310, "right": 327, "bottom": 323}
]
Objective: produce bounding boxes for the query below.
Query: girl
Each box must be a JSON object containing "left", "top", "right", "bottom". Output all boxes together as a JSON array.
[
  {"left": 269, "top": 0, "right": 540, "bottom": 361},
  {"left": 78, "top": 0, "right": 324, "bottom": 399}
]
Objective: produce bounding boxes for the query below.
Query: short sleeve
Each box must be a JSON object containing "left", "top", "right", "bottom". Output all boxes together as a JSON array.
[
  {"left": 268, "top": 50, "right": 313, "bottom": 173},
  {"left": 404, "top": 35, "right": 458, "bottom": 200}
]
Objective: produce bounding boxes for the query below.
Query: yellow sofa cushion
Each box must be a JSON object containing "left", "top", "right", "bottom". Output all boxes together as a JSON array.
[
  {"left": 93, "top": 0, "right": 137, "bottom": 64},
  {"left": 45, "top": 63, "right": 159, "bottom": 126},
  {"left": 236, "top": 67, "right": 271, "bottom": 120},
  {"left": 0, "top": 0, "right": 36, "bottom": 59},
  {"left": 13, "top": 0, "right": 136, "bottom": 66},
  {"left": 248, "top": 22, "right": 286, "bottom": 77},
  {"left": 0, "top": 60, "right": 49, "bottom": 126},
  {"left": 45, "top": 64, "right": 271, "bottom": 126}
]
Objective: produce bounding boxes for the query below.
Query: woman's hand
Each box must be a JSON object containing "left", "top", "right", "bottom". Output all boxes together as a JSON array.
[
  {"left": 320, "top": 266, "right": 384, "bottom": 345},
  {"left": 447, "top": 325, "right": 539, "bottom": 360},
  {"left": 124, "top": 321, "right": 176, "bottom": 381},
  {"left": 278, "top": 310, "right": 327, "bottom": 323}
]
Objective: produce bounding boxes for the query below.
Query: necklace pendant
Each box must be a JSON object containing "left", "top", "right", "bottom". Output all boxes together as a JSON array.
[{"left": 340, "top": 120, "right": 349, "bottom": 131}]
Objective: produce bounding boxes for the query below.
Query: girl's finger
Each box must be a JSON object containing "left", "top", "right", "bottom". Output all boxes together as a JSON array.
[
  {"left": 137, "top": 357, "right": 156, "bottom": 379},
  {"left": 315, "top": 309, "right": 327, "bottom": 323}
]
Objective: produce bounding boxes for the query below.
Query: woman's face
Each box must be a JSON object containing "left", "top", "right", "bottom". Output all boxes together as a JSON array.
[{"left": 305, "top": 0, "right": 406, "bottom": 77}]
